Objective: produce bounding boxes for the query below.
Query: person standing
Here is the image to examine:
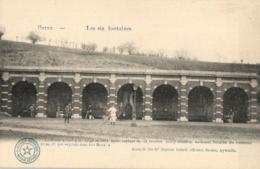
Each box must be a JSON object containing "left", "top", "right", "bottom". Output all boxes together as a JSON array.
[
  {"left": 87, "top": 105, "right": 94, "bottom": 119},
  {"left": 29, "top": 104, "right": 35, "bottom": 118},
  {"left": 103, "top": 106, "right": 109, "bottom": 124},
  {"left": 64, "top": 103, "right": 72, "bottom": 124},
  {"left": 107, "top": 105, "right": 117, "bottom": 125}
]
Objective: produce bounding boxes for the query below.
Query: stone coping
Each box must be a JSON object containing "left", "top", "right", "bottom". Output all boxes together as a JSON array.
[{"left": 0, "top": 66, "right": 257, "bottom": 78}]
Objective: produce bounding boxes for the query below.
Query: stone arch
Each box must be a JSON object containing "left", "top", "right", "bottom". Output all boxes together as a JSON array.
[
  {"left": 79, "top": 78, "right": 109, "bottom": 94},
  {"left": 45, "top": 78, "right": 75, "bottom": 92},
  {"left": 223, "top": 87, "right": 248, "bottom": 123},
  {"left": 151, "top": 81, "right": 180, "bottom": 94},
  {"left": 152, "top": 84, "right": 178, "bottom": 120},
  {"left": 11, "top": 75, "right": 39, "bottom": 84},
  {"left": 117, "top": 83, "right": 144, "bottom": 120},
  {"left": 186, "top": 81, "right": 215, "bottom": 97},
  {"left": 188, "top": 86, "right": 214, "bottom": 122},
  {"left": 11, "top": 81, "right": 37, "bottom": 117},
  {"left": 47, "top": 82, "right": 72, "bottom": 118},
  {"left": 82, "top": 83, "right": 108, "bottom": 119}
]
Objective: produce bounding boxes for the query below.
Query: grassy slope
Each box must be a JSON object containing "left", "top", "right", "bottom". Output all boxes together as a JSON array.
[{"left": 0, "top": 40, "right": 259, "bottom": 73}]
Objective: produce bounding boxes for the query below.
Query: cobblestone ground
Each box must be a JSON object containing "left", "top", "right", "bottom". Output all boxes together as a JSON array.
[{"left": 0, "top": 117, "right": 260, "bottom": 141}]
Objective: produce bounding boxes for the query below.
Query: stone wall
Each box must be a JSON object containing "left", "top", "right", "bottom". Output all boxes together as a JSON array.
[{"left": 0, "top": 67, "right": 258, "bottom": 123}]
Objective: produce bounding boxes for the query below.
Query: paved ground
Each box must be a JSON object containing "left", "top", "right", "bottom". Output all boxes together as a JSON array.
[{"left": 0, "top": 117, "right": 260, "bottom": 141}]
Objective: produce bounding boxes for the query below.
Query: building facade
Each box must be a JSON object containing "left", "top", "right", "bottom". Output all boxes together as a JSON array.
[{"left": 0, "top": 66, "right": 258, "bottom": 123}]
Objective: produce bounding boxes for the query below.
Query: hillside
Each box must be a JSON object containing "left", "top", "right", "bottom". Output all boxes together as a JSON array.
[{"left": 0, "top": 40, "right": 259, "bottom": 73}]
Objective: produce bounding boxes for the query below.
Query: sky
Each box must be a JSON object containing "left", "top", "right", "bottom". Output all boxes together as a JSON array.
[{"left": 0, "top": 0, "right": 260, "bottom": 63}]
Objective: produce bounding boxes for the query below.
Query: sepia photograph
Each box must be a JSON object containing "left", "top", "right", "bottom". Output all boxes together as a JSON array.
[{"left": 0, "top": 0, "right": 260, "bottom": 168}]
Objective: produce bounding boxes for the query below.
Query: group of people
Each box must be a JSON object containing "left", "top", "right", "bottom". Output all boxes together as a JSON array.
[
  {"left": 62, "top": 103, "right": 118, "bottom": 125},
  {"left": 84, "top": 105, "right": 119, "bottom": 125}
]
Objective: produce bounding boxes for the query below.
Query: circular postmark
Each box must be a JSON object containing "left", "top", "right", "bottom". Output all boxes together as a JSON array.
[{"left": 14, "top": 138, "right": 40, "bottom": 164}]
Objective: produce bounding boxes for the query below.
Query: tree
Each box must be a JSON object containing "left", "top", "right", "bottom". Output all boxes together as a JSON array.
[
  {"left": 102, "top": 46, "right": 108, "bottom": 53},
  {"left": 117, "top": 45, "right": 125, "bottom": 54},
  {"left": 124, "top": 42, "right": 136, "bottom": 55},
  {"left": 0, "top": 25, "right": 6, "bottom": 40},
  {"left": 174, "top": 49, "right": 190, "bottom": 60},
  {"left": 117, "top": 42, "right": 137, "bottom": 55},
  {"left": 27, "top": 31, "right": 42, "bottom": 45},
  {"left": 157, "top": 49, "right": 167, "bottom": 57},
  {"left": 81, "top": 43, "right": 97, "bottom": 52}
]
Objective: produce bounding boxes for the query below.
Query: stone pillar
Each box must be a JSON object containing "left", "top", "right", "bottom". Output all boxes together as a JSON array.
[
  {"left": 214, "top": 87, "right": 224, "bottom": 123},
  {"left": 72, "top": 73, "right": 82, "bottom": 118},
  {"left": 108, "top": 74, "right": 117, "bottom": 107},
  {"left": 36, "top": 73, "right": 47, "bottom": 118},
  {"left": 214, "top": 78, "right": 224, "bottom": 123},
  {"left": 143, "top": 75, "right": 152, "bottom": 120},
  {"left": 248, "top": 79, "right": 258, "bottom": 123},
  {"left": 1, "top": 72, "right": 12, "bottom": 116},
  {"left": 71, "top": 85, "right": 82, "bottom": 118},
  {"left": 1, "top": 81, "right": 11, "bottom": 115},
  {"left": 179, "top": 76, "right": 188, "bottom": 122}
]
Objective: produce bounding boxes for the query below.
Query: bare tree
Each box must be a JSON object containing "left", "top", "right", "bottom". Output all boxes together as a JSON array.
[
  {"left": 81, "top": 43, "right": 97, "bottom": 52},
  {"left": 125, "top": 42, "right": 136, "bottom": 55},
  {"left": 117, "top": 45, "right": 125, "bottom": 54},
  {"left": 117, "top": 42, "right": 137, "bottom": 55},
  {"left": 157, "top": 49, "right": 167, "bottom": 57},
  {"left": 0, "top": 25, "right": 6, "bottom": 40},
  {"left": 174, "top": 49, "right": 190, "bottom": 60},
  {"left": 27, "top": 31, "right": 42, "bottom": 45},
  {"left": 102, "top": 46, "right": 108, "bottom": 53}
]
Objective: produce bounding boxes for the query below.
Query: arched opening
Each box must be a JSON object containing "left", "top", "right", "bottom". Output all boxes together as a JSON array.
[
  {"left": 223, "top": 87, "right": 248, "bottom": 123},
  {"left": 47, "top": 82, "right": 72, "bottom": 118},
  {"left": 82, "top": 83, "right": 108, "bottom": 119},
  {"left": 152, "top": 85, "right": 178, "bottom": 120},
  {"left": 11, "top": 81, "right": 37, "bottom": 117},
  {"left": 117, "top": 84, "right": 143, "bottom": 120},
  {"left": 188, "top": 86, "right": 213, "bottom": 122}
]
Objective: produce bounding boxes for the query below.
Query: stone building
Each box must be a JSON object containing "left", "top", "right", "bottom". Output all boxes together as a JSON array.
[{"left": 0, "top": 66, "right": 258, "bottom": 123}]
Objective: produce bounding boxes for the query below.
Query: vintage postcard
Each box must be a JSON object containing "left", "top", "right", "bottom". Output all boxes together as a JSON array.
[{"left": 0, "top": 0, "right": 260, "bottom": 168}]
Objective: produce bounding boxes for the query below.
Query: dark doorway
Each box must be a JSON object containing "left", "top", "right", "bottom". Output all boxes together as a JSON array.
[
  {"left": 82, "top": 83, "right": 108, "bottom": 119},
  {"left": 12, "top": 81, "right": 37, "bottom": 117},
  {"left": 152, "top": 85, "right": 178, "bottom": 120},
  {"left": 223, "top": 87, "right": 248, "bottom": 123},
  {"left": 117, "top": 84, "right": 143, "bottom": 120},
  {"left": 188, "top": 86, "right": 213, "bottom": 122},
  {"left": 47, "top": 82, "right": 72, "bottom": 118}
]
